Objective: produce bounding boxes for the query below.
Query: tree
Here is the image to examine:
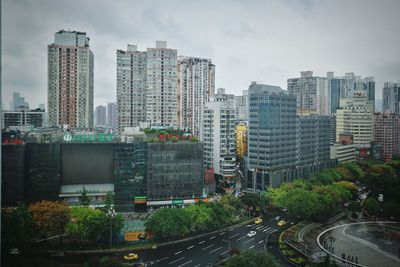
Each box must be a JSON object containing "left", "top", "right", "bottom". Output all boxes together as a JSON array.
[
  {"left": 80, "top": 187, "right": 90, "bottom": 207},
  {"left": 145, "top": 208, "right": 190, "bottom": 239},
  {"left": 67, "top": 207, "right": 109, "bottom": 244},
  {"left": 280, "top": 188, "right": 325, "bottom": 220},
  {"left": 223, "top": 251, "right": 280, "bottom": 267},
  {"left": 363, "top": 197, "right": 380, "bottom": 217},
  {"left": 29, "top": 200, "right": 71, "bottom": 245},
  {"left": 1, "top": 205, "right": 37, "bottom": 256},
  {"left": 382, "top": 201, "right": 400, "bottom": 218},
  {"left": 104, "top": 192, "right": 114, "bottom": 212}
]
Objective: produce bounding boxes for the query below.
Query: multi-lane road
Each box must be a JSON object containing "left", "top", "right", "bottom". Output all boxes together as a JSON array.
[{"left": 117, "top": 215, "right": 293, "bottom": 267}]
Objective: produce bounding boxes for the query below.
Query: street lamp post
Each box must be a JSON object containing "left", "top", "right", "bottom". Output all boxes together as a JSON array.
[{"left": 106, "top": 207, "right": 116, "bottom": 249}]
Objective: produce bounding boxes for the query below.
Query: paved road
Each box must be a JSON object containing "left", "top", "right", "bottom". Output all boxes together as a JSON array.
[{"left": 116, "top": 215, "right": 294, "bottom": 267}]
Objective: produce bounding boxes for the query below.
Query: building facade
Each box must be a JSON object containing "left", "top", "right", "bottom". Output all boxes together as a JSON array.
[
  {"left": 234, "top": 90, "right": 249, "bottom": 121},
  {"left": 203, "top": 97, "right": 236, "bottom": 180},
  {"left": 373, "top": 112, "right": 400, "bottom": 161},
  {"left": 2, "top": 108, "right": 45, "bottom": 129},
  {"left": 107, "top": 102, "right": 117, "bottom": 132},
  {"left": 383, "top": 82, "right": 400, "bottom": 116},
  {"left": 177, "top": 56, "right": 215, "bottom": 139},
  {"left": 336, "top": 91, "right": 374, "bottom": 146},
  {"left": 94, "top": 105, "right": 106, "bottom": 127},
  {"left": 287, "top": 71, "right": 328, "bottom": 116},
  {"left": 48, "top": 30, "right": 94, "bottom": 128},
  {"left": 235, "top": 122, "right": 248, "bottom": 160}
]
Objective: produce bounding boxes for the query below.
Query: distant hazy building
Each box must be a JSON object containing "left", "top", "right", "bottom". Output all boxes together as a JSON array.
[
  {"left": 48, "top": 30, "right": 94, "bottom": 128},
  {"left": 178, "top": 56, "right": 215, "bottom": 139},
  {"left": 107, "top": 102, "right": 117, "bottom": 132},
  {"left": 382, "top": 82, "right": 400, "bottom": 116},
  {"left": 336, "top": 91, "right": 374, "bottom": 146},
  {"left": 9, "top": 92, "right": 29, "bottom": 111},
  {"left": 2, "top": 108, "right": 45, "bottom": 129},
  {"left": 94, "top": 105, "right": 107, "bottom": 127},
  {"left": 288, "top": 71, "right": 328, "bottom": 116},
  {"left": 203, "top": 96, "right": 236, "bottom": 180},
  {"left": 234, "top": 90, "right": 248, "bottom": 121},
  {"left": 373, "top": 112, "right": 400, "bottom": 161}
]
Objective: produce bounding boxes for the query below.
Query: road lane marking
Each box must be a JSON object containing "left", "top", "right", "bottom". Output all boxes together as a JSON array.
[
  {"left": 249, "top": 245, "right": 255, "bottom": 249},
  {"left": 193, "top": 265, "right": 200, "bottom": 267},
  {"left": 219, "top": 232, "right": 226, "bottom": 235},
  {"left": 236, "top": 236, "right": 246, "bottom": 241},
  {"left": 177, "top": 260, "right": 193, "bottom": 267},
  {"left": 187, "top": 245, "right": 194, "bottom": 250},
  {"left": 202, "top": 244, "right": 215, "bottom": 250},
  {"left": 255, "top": 226, "right": 263, "bottom": 230},
  {"left": 198, "top": 240, "right": 205, "bottom": 244},
  {"left": 258, "top": 240, "right": 264, "bottom": 244},
  {"left": 209, "top": 246, "right": 222, "bottom": 254},
  {"left": 209, "top": 236, "right": 216, "bottom": 240},
  {"left": 174, "top": 251, "right": 182, "bottom": 255},
  {"left": 169, "top": 257, "right": 185, "bottom": 264},
  {"left": 229, "top": 233, "right": 239, "bottom": 239},
  {"left": 244, "top": 238, "right": 254, "bottom": 244},
  {"left": 263, "top": 227, "right": 271, "bottom": 232}
]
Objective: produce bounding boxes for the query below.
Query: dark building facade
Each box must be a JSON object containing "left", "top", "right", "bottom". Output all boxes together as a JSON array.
[{"left": 2, "top": 142, "right": 204, "bottom": 211}]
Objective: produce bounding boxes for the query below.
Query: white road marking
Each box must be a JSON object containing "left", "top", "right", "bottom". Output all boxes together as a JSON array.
[
  {"left": 255, "top": 226, "right": 263, "bottom": 230},
  {"left": 202, "top": 244, "right": 215, "bottom": 250},
  {"left": 198, "top": 240, "right": 205, "bottom": 244},
  {"left": 193, "top": 265, "right": 201, "bottom": 267},
  {"left": 209, "top": 246, "right": 222, "bottom": 254},
  {"left": 177, "top": 260, "right": 193, "bottom": 267},
  {"left": 244, "top": 238, "right": 254, "bottom": 244},
  {"left": 258, "top": 240, "right": 264, "bottom": 244},
  {"left": 187, "top": 245, "right": 194, "bottom": 250},
  {"left": 169, "top": 257, "right": 185, "bottom": 264},
  {"left": 236, "top": 236, "right": 246, "bottom": 241},
  {"left": 249, "top": 245, "right": 255, "bottom": 249},
  {"left": 229, "top": 233, "right": 239, "bottom": 239},
  {"left": 174, "top": 251, "right": 182, "bottom": 255},
  {"left": 219, "top": 232, "right": 226, "bottom": 235},
  {"left": 209, "top": 236, "right": 216, "bottom": 240},
  {"left": 157, "top": 257, "right": 169, "bottom": 262}
]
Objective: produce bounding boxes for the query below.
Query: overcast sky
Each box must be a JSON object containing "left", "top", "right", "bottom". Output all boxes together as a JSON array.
[{"left": 3, "top": 0, "right": 400, "bottom": 110}]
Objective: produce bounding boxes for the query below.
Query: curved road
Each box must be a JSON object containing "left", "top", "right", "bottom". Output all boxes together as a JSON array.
[{"left": 116, "top": 216, "right": 294, "bottom": 267}]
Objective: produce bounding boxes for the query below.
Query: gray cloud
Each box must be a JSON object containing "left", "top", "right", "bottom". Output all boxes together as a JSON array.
[{"left": 3, "top": 0, "right": 400, "bottom": 111}]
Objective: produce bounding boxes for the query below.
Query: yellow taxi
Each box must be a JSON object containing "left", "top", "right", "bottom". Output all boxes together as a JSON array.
[
  {"left": 277, "top": 220, "right": 287, "bottom": 227},
  {"left": 124, "top": 253, "right": 138, "bottom": 261},
  {"left": 254, "top": 218, "right": 263, "bottom": 224}
]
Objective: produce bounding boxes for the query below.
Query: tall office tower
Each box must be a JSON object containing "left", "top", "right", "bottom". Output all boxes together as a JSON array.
[
  {"left": 146, "top": 41, "right": 178, "bottom": 127},
  {"left": 94, "top": 105, "right": 106, "bottom": 127},
  {"left": 373, "top": 112, "right": 400, "bottom": 161},
  {"left": 116, "top": 45, "right": 146, "bottom": 134},
  {"left": 107, "top": 102, "right": 117, "bottom": 132},
  {"left": 234, "top": 90, "right": 248, "bottom": 121},
  {"left": 178, "top": 56, "right": 215, "bottom": 139},
  {"left": 360, "top": 77, "right": 375, "bottom": 110},
  {"left": 336, "top": 91, "right": 374, "bottom": 146},
  {"left": 10, "top": 92, "right": 29, "bottom": 111},
  {"left": 287, "top": 71, "right": 328, "bottom": 115},
  {"left": 382, "top": 82, "right": 400, "bottom": 116},
  {"left": 48, "top": 30, "right": 94, "bottom": 128},
  {"left": 203, "top": 96, "right": 236, "bottom": 181},
  {"left": 296, "top": 115, "right": 331, "bottom": 177},
  {"left": 247, "top": 82, "right": 297, "bottom": 189},
  {"left": 344, "top": 73, "right": 356, "bottom": 99}
]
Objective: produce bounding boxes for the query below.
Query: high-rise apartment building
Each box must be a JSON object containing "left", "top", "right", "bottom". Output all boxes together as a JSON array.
[
  {"left": 287, "top": 71, "right": 328, "bottom": 115},
  {"left": 48, "top": 30, "right": 94, "bottom": 128},
  {"left": 94, "top": 105, "right": 106, "bottom": 127},
  {"left": 116, "top": 41, "right": 178, "bottom": 134},
  {"left": 336, "top": 91, "right": 374, "bottom": 146},
  {"left": 234, "top": 90, "right": 248, "bottom": 121},
  {"left": 382, "top": 82, "right": 400, "bottom": 116},
  {"left": 178, "top": 56, "right": 215, "bottom": 139},
  {"left": 203, "top": 96, "right": 236, "bottom": 180},
  {"left": 107, "top": 102, "right": 117, "bottom": 132},
  {"left": 373, "top": 112, "right": 400, "bottom": 161}
]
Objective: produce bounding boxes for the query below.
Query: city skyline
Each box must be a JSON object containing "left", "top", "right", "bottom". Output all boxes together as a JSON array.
[{"left": 3, "top": 0, "right": 400, "bottom": 109}]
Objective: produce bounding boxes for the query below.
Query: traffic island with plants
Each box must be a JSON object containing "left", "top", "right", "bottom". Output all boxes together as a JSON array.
[{"left": 279, "top": 223, "right": 310, "bottom": 266}]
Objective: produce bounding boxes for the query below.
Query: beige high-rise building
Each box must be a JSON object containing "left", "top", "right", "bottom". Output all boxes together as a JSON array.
[
  {"left": 336, "top": 91, "right": 373, "bottom": 146},
  {"left": 178, "top": 56, "right": 215, "bottom": 139},
  {"left": 48, "top": 30, "right": 94, "bottom": 128}
]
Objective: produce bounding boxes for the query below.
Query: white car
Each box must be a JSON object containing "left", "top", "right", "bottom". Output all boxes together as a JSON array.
[
  {"left": 274, "top": 216, "right": 281, "bottom": 221},
  {"left": 247, "top": 231, "right": 256, "bottom": 237}
]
